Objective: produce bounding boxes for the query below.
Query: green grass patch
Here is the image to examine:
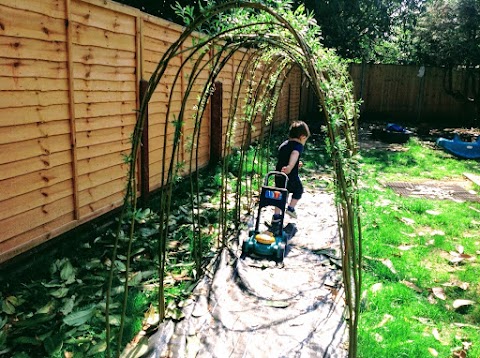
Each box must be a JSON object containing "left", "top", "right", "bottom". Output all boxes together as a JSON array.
[{"left": 358, "top": 137, "right": 480, "bottom": 358}]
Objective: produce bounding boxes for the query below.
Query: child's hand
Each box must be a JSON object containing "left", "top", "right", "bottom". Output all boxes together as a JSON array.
[
  {"left": 298, "top": 161, "right": 303, "bottom": 169},
  {"left": 281, "top": 166, "right": 291, "bottom": 174}
]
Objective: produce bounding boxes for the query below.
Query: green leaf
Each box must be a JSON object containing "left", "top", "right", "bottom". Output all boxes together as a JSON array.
[
  {"left": 41, "top": 281, "right": 63, "bottom": 288},
  {"left": 60, "top": 260, "right": 75, "bottom": 283},
  {"left": 2, "top": 300, "right": 15, "bottom": 315},
  {"left": 13, "top": 336, "right": 41, "bottom": 345},
  {"left": 14, "top": 313, "right": 56, "bottom": 328},
  {"left": 0, "top": 316, "right": 7, "bottom": 330},
  {"left": 60, "top": 296, "right": 76, "bottom": 316},
  {"left": 63, "top": 306, "right": 95, "bottom": 327},
  {"left": 114, "top": 260, "right": 126, "bottom": 272},
  {"left": 36, "top": 301, "right": 56, "bottom": 314},
  {"left": 87, "top": 341, "right": 107, "bottom": 355},
  {"left": 50, "top": 287, "right": 69, "bottom": 298},
  {"left": 44, "top": 335, "right": 63, "bottom": 355}
]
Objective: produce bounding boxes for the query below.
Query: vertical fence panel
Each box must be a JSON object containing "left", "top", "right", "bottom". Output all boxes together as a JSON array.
[
  {"left": 0, "top": 0, "right": 76, "bottom": 261},
  {"left": 71, "top": 0, "right": 138, "bottom": 220}
]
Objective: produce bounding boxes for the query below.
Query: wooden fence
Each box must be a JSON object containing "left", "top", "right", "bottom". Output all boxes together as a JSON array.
[
  {"left": 0, "top": 0, "right": 305, "bottom": 263},
  {"left": 350, "top": 63, "right": 477, "bottom": 125}
]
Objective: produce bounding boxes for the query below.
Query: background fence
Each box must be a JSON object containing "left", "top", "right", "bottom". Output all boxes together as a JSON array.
[
  {"left": 349, "top": 63, "right": 476, "bottom": 125},
  {"left": 0, "top": 0, "right": 305, "bottom": 263},
  {"left": 0, "top": 0, "right": 475, "bottom": 264}
]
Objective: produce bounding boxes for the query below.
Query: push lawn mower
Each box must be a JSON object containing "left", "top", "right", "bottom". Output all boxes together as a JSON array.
[{"left": 241, "top": 171, "right": 297, "bottom": 263}]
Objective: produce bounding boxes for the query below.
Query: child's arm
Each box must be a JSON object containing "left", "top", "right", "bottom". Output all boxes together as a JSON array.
[{"left": 281, "top": 150, "right": 300, "bottom": 174}]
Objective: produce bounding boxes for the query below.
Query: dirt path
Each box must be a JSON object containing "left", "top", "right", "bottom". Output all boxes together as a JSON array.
[{"left": 136, "top": 187, "right": 347, "bottom": 358}]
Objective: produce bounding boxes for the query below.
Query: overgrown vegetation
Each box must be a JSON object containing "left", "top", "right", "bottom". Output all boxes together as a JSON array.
[
  {"left": 358, "top": 137, "right": 480, "bottom": 357},
  {"left": 0, "top": 145, "right": 272, "bottom": 357}
]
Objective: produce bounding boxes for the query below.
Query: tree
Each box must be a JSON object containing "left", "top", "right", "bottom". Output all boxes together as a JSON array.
[
  {"left": 415, "top": 0, "right": 480, "bottom": 121},
  {"left": 290, "top": 0, "right": 426, "bottom": 62}
]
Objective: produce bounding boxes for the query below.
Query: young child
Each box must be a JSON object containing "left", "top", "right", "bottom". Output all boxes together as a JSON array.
[{"left": 272, "top": 120, "right": 310, "bottom": 224}]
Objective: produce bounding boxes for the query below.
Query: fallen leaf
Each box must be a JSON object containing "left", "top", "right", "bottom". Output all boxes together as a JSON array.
[
  {"left": 456, "top": 245, "right": 464, "bottom": 254},
  {"left": 401, "top": 217, "right": 415, "bottom": 226},
  {"left": 398, "top": 244, "right": 416, "bottom": 251},
  {"left": 427, "top": 294, "right": 437, "bottom": 304},
  {"left": 375, "top": 313, "right": 394, "bottom": 328},
  {"left": 381, "top": 258, "right": 397, "bottom": 274},
  {"left": 374, "top": 333, "right": 383, "bottom": 342},
  {"left": 449, "top": 254, "right": 475, "bottom": 264},
  {"left": 401, "top": 280, "right": 422, "bottom": 293},
  {"left": 432, "top": 328, "right": 441, "bottom": 341},
  {"left": 452, "top": 299, "right": 475, "bottom": 309},
  {"left": 442, "top": 281, "right": 469, "bottom": 290},
  {"left": 426, "top": 210, "right": 441, "bottom": 216},
  {"left": 428, "top": 347, "right": 438, "bottom": 356},
  {"left": 371, "top": 283, "right": 383, "bottom": 293},
  {"left": 432, "top": 287, "right": 447, "bottom": 300},
  {"left": 453, "top": 349, "right": 467, "bottom": 358}
]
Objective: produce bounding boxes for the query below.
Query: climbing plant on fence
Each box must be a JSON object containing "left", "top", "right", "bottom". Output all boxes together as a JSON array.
[{"left": 106, "top": 1, "right": 362, "bottom": 357}]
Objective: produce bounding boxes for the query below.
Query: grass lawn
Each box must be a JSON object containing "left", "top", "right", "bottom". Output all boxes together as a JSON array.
[{"left": 357, "top": 136, "right": 480, "bottom": 358}]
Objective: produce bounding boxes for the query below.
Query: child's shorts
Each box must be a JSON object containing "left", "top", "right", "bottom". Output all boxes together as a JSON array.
[{"left": 275, "top": 176, "right": 303, "bottom": 200}]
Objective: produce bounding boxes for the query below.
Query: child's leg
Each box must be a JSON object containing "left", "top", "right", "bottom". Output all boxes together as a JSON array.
[{"left": 288, "top": 198, "right": 299, "bottom": 209}]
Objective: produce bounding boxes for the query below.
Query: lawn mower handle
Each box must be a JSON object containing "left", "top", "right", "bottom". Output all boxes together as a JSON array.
[{"left": 264, "top": 171, "right": 289, "bottom": 188}]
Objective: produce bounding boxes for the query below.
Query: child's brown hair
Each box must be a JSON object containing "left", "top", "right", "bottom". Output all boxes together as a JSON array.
[{"left": 289, "top": 121, "right": 310, "bottom": 139}]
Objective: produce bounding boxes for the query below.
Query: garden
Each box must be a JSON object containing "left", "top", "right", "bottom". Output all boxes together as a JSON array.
[{"left": 1, "top": 0, "right": 479, "bottom": 357}]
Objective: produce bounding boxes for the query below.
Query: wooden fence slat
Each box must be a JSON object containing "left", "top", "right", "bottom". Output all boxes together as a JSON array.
[
  {"left": 0, "top": 150, "right": 71, "bottom": 181},
  {"left": 0, "top": 179, "right": 73, "bottom": 221},
  {"left": 72, "top": 0, "right": 137, "bottom": 34},
  {"left": 2, "top": 0, "right": 65, "bottom": 19},
  {"left": 0, "top": 120, "right": 71, "bottom": 145},
  {"left": 71, "top": 23, "right": 135, "bottom": 51},
  {"left": 0, "top": 35, "right": 67, "bottom": 62},
  {"left": 73, "top": 78, "right": 136, "bottom": 91},
  {"left": 1, "top": 196, "right": 74, "bottom": 243},
  {"left": 79, "top": 192, "right": 124, "bottom": 219},
  {"left": 75, "top": 114, "right": 136, "bottom": 132},
  {"left": 0, "top": 4, "right": 66, "bottom": 41},
  {"left": 0, "top": 213, "right": 75, "bottom": 263},
  {"left": 77, "top": 151, "right": 129, "bottom": 176},
  {"left": 76, "top": 125, "right": 135, "bottom": 147},
  {"left": 77, "top": 163, "right": 127, "bottom": 191},
  {"left": 0, "top": 77, "right": 68, "bottom": 91},
  {"left": 0, "top": 134, "right": 72, "bottom": 164},
  {"left": 74, "top": 101, "right": 137, "bottom": 118},
  {"left": 0, "top": 58, "right": 68, "bottom": 78},
  {"left": 0, "top": 162, "right": 73, "bottom": 202},
  {"left": 0, "top": 90, "right": 69, "bottom": 109},
  {"left": 0, "top": 105, "right": 70, "bottom": 126},
  {"left": 78, "top": 177, "right": 125, "bottom": 208},
  {"left": 76, "top": 138, "right": 131, "bottom": 160},
  {"left": 72, "top": 46, "right": 136, "bottom": 67}
]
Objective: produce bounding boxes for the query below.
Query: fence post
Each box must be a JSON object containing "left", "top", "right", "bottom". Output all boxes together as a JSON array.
[
  {"left": 210, "top": 81, "right": 223, "bottom": 166},
  {"left": 139, "top": 79, "right": 149, "bottom": 207}
]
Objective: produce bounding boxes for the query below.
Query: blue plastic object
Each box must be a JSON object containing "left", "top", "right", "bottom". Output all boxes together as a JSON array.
[{"left": 436, "top": 135, "right": 480, "bottom": 160}]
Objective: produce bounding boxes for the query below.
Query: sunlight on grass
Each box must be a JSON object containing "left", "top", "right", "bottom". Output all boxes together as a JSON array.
[{"left": 359, "top": 137, "right": 480, "bottom": 358}]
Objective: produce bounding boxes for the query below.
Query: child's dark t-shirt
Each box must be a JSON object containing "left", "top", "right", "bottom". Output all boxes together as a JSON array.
[{"left": 275, "top": 140, "right": 304, "bottom": 180}]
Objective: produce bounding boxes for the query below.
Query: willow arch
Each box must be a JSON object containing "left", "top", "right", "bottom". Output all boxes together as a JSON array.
[{"left": 107, "top": 1, "right": 362, "bottom": 357}]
